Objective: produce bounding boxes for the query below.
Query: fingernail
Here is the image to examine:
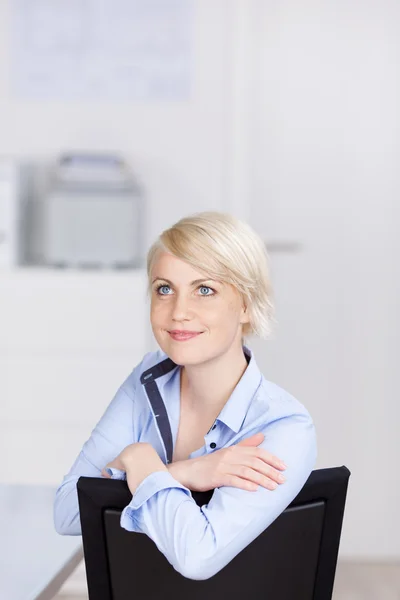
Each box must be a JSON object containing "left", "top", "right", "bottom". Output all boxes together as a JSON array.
[{"left": 105, "top": 468, "right": 113, "bottom": 477}]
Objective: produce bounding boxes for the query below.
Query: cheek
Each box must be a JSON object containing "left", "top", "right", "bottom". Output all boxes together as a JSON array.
[
  {"left": 204, "top": 300, "right": 238, "bottom": 323},
  {"left": 150, "top": 302, "right": 162, "bottom": 321},
  {"left": 150, "top": 301, "right": 173, "bottom": 326},
  {"left": 221, "top": 300, "right": 242, "bottom": 322}
]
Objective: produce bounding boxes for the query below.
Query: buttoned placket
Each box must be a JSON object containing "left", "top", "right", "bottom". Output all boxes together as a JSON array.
[{"left": 205, "top": 421, "right": 219, "bottom": 452}]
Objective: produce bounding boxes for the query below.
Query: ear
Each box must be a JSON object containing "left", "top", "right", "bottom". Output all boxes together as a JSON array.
[{"left": 240, "top": 301, "right": 250, "bottom": 325}]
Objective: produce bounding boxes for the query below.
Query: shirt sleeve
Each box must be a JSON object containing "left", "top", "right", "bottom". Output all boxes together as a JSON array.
[
  {"left": 119, "top": 413, "right": 317, "bottom": 580},
  {"left": 53, "top": 383, "right": 136, "bottom": 536}
]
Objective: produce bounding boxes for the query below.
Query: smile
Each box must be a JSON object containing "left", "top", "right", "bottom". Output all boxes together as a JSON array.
[{"left": 168, "top": 331, "right": 203, "bottom": 341}]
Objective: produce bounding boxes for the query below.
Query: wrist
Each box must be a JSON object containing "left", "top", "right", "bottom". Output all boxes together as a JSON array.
[
  {"left": 123, "top": 446, "right": 167, "bottom": 495},
  {"left": 167, "top": 459, "right": 192, "bottom": 489}
]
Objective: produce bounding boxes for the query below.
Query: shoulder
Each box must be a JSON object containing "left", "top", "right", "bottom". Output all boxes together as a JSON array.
[
  {"left": 257, "top": 377, "right": 313, "bottom": 422},
  {"left": 246, "top": 377, "right": 317, "bottom": 460},
  {"left": 243, "top": 377, "right": 318, "bottom": 476}
]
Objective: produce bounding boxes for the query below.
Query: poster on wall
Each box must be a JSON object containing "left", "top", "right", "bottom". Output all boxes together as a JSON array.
[{"left": 11, "top": 0, "right": 194, "bottom": 101}]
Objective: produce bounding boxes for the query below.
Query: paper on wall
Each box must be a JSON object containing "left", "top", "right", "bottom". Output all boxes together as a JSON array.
[{"left": 11, "top": 0, "right": 193, "bottom": 100}]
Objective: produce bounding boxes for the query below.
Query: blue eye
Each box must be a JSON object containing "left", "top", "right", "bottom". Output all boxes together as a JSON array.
[
  {"left": 155, "top": 284, "right": 215, "bottom": 297},
  {"left": 199, "top": 286, "right": 214, "bottom": 296},
  {"left": 157, "top": 285, "right": 172, "bottom": 295}
]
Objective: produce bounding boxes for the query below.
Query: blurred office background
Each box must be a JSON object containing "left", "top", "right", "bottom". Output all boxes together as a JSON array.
[{"left": 0, "top": 1, "right": 399, "bottom": 598}]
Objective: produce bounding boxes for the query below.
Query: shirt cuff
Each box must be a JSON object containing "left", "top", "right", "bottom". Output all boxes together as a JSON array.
[
  {"left": 104, "top": 467, "right": 127, "bottom": 480},
  {"left": 120, "top": 470, "right": 192, "bottom": 531}
]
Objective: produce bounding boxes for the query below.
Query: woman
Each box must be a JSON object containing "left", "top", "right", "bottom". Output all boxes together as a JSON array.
[{"left": 53, "top": 211, "right": 317, "bottom": 580}]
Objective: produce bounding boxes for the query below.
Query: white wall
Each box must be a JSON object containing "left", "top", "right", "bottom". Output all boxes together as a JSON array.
[
  {"left": 243, "top": 0, "right": 400, "bottom": 560},
  {"left": 1, "top": 0, "right": 399, "bottom": 563}
]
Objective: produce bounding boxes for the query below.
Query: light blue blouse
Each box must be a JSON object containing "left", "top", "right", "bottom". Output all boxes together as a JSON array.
[{"left": 54, "top": 344, "right": 317, "bottom": 580}]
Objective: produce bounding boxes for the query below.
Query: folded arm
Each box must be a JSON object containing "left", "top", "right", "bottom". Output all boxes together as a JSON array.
[{"left": 119, "top": 414, "right": 317, "bottom": 580}]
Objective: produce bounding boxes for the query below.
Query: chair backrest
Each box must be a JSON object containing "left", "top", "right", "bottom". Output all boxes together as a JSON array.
[{"left": 77, "top": 465, "right": 350, "bottom": 600}]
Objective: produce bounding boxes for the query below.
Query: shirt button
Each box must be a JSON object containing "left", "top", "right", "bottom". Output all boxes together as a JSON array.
[{"left": 210, "top": 442, "right": 217, "bottom": 449}]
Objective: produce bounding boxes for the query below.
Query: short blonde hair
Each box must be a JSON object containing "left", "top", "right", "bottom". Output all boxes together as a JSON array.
[{"left": 146, "top": 211, "right": 277, "bottom": 341}]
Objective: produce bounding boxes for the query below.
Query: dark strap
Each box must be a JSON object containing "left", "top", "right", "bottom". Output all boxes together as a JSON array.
[
  {"left": 140, "top": 356, "right": 178, "bottom": 464},
  {"left": 142, "top": 379, "right": 174, "bottom": 464},
  {"left": 139, "top": 349, "right": 251, "bottom": 465}
]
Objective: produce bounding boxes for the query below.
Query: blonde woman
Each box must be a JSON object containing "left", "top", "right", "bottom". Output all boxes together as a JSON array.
[{"left": 54, "top": 211, "right": 317, "bottom": 580}]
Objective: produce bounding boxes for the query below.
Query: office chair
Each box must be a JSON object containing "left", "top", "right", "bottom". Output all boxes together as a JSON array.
[{"left": 77, "top": 465, "right": 350, "bottom": 600}]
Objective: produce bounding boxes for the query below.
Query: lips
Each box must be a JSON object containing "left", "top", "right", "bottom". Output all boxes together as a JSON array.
[{"left": 168, "top": 331, "right": 203, "bottom": 341}]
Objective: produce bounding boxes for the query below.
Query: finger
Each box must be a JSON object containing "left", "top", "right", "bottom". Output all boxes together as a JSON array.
[
  {"left": 239, "top": 458, "right": 286, "bottom": 485},
  {"left": 233, "top": 464, "right": 283, "bottom": 490},
  {"left": 225, "top": 474, "right": 259, "bottom": 491},
  {"left": 239, "top": 446, "right": 287, "bottom": 470},
  {"left": 101, "top": 468, "right": 112, "bottom": 478},
  {"left": 255, "top": 447, "right": 287, "bottom": 470},
  {"left": 236, "top": 432, "right": 264, "bottom": 447}
]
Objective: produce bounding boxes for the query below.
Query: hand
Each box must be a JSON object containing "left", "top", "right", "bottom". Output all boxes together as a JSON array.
[
  {"left": 101, "top": 442, "right": 143, "bottom": 477},
  {"left": 168, "top": 432, "right": 287, "bottom": 492},
  {"left": 101, "top": 442, "right": 167, "bottom": 495}
]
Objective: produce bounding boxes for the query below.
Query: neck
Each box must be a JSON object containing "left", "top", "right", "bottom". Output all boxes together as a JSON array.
[{"left": 180, "top": 343, "right": 249, "bottom": 416}]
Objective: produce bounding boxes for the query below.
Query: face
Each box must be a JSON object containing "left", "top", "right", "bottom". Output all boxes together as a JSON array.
[{"left": 149, "top": 251, "right": 250, "bottom": 365}]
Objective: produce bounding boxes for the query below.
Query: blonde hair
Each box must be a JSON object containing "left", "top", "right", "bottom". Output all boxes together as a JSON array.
[{"left": 146, "top": 211, "right": 277, "bottom": 341}]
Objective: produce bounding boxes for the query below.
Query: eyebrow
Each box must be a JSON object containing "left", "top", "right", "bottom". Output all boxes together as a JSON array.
[{"left": 151, "top": 277, "right": 219, "bottom": 286}]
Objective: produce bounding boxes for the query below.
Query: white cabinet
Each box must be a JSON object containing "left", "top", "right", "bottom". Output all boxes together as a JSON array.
[{"left": 0, "top": 268, "right": 153, "bottom": 485}]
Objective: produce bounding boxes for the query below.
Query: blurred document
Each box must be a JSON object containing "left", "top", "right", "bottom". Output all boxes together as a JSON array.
[{"left": 11, "top": 0, "right": 193, "bottom": 100}]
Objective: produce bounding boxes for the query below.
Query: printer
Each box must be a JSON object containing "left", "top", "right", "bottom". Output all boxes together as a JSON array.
[{"left": 43, "top": 153, "right": 143, "bottom": 269}]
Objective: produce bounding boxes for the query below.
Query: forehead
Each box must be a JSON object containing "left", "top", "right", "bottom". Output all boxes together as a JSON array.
[{"left": 152, "top": 252, "right": 212, "bottom": 281}]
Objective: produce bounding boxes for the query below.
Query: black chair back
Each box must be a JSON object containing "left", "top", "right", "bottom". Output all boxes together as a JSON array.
[{"left": 77, "top": 465, "right": 350, "bottom": 600}]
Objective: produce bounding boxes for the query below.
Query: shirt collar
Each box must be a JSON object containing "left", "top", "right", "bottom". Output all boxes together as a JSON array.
[
  {"left": 144, "top": 344, "right": 262, "bottom": 434},
  {"left": 216, "top": 345, "right": 262, "bottom": 433}
]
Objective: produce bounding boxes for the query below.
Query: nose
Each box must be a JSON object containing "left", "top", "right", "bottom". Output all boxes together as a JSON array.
[{"left": 170, "top": 292, "right": 193, "bottom": 322}]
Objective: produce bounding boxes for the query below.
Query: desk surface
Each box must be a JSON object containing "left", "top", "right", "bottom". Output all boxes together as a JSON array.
[{"left": 0, "top": 483, "right": 83, "bottom": 600}]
